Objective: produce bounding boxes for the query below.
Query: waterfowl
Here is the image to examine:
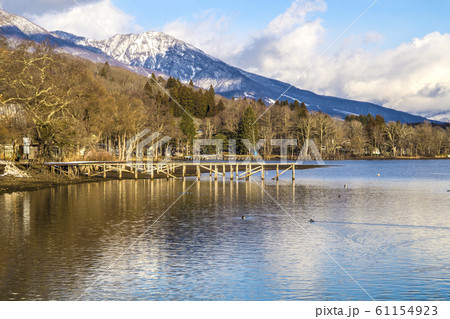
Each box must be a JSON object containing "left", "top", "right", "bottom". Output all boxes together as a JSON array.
[
  {"left": 241, "top": 216, "right": 246, "bottom": 220},
  {"left": 309, "top": 218, "right": 315, "bottom": 223},
  {"left": 344, "top": 184, "right": 348, "bottom": 188}
]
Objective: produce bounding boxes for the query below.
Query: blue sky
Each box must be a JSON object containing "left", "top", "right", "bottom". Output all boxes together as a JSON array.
[
  {"left": 4, "top": 0, "right": 450, "bottom": 114},
  {"left": 112, "top": 0, "right": 450, "bottom": 51}
]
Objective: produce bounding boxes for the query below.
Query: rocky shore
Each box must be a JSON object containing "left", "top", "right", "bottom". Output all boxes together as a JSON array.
[{"left": 0, "top": 161, "right": 96, "bottom": 195}]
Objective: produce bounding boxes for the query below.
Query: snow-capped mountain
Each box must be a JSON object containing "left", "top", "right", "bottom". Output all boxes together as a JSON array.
[
  {"left": 0, "top": 9, "right": 60, "bottom": 43},
  {"left": 0, "top": 9, "right": 433, "bottom": 123},
  {"left": 0, "top": 10, "right": 165, "bottom": 78},
  {"left": 417, "top": 111, "right": 450, "bottom": 123}
]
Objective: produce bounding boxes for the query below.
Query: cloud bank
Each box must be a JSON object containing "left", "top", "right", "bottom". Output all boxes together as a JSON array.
[
  {"left": 164, "top": 0, "right": 450, "bottom": 114},
  {"left": 28, "top": 0, "right": 140, "bottom": 40},
  {"left": 3, "top": 0, "right": 96, "bottom": 16},
  {"left": 163, "top": 10, "right": 245, "bottom": 59},
  {"left": 10, "top": 0, "right": 450, "bottom": 114},
  {"left": 309, "top": 32, "right": 450, "bottom": 114}
]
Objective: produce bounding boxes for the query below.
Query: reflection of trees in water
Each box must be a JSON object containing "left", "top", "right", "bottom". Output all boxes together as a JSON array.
[{"left": 1, "top": 176, "right": 449, "bottom": 300}]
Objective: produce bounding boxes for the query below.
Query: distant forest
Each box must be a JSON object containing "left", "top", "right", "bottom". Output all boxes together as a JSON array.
[{"left": 1, "top": 39, "right": 449, "bottom": 161}]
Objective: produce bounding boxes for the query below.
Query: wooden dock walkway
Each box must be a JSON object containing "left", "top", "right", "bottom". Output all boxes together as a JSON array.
[{"left": 44, "top": 161, "right": 322, "bottom": 181}]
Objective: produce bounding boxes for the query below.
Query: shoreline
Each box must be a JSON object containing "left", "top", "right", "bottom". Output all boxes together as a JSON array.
[
  {"left": 0, "top": 174, "right": 101, "bottom": 195},
  {"left": 1, "top": 157, "right": 448, "bottom": 195}
]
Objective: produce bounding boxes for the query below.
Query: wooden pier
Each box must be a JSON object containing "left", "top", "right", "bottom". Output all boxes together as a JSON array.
[{"left": 44, "top": 161, "right": 322, "bottom": 181}]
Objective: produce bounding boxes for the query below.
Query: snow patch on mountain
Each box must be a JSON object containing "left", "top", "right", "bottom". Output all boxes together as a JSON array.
[
  {"left": 0, "top": 8, "right": 435, "bottom": 124},
  {"left": 0, "top": 9, "right": 49, "bottom": 37},
  {"left": 418, "top": 111, "right": 450, "bottom": 123}
]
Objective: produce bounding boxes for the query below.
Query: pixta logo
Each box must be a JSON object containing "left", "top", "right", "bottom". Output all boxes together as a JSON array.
[{"left": 126, "top": 130, "right": 324, "bottom": 165}]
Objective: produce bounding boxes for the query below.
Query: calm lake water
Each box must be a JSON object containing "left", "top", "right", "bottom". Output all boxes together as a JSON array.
[{"left": 0, "top": 160, "right": 449, "bottom": 301}]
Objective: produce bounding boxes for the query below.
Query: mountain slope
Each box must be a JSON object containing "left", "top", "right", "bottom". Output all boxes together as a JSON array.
[
  {"left": 0, "top": 9, "right": 62, "bottom": 43},
  {"left": 0, "top": 10, "right": 165, "bottom": 78},
  {"left": 417, "top": 111, "right": 450, "bottom": 123},
  {"left": 53, "top": 30, "right": 429, "bottom": 123},
  {"left": 1, "top": 9, "right": 431, "bottom": 123}
]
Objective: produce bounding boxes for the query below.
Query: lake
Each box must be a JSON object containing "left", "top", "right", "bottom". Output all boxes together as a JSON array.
[{"left": 0, "top": 160, "right": 449, "bottom": 300}]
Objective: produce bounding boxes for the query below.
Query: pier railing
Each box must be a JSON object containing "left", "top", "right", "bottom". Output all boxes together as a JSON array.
[{"left": 44, "top": 161, "right": 322, "bottom": 181}]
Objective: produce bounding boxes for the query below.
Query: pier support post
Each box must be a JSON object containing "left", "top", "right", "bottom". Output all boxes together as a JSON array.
[
  {"left": 182, "top": 164, "right": 186, "bottom": 179},
  {"left": 230, "top": 165, "right": 234, "bottom": 180},
  {"left": 135, "top": 164, "right": 139, "bottom": 180},
  {"left": 292, "top": 164, "right": 295, "bottom": 181},
  {"left": 196, "top": 165, "right": 201, "bottom": 180},
  {"left": 261, "top": 165, "right": 265, "bottom": 180},
  {"left": 103, "top": 164, "right": 106, "bottom": 179},
  {"left": 150, "top": 164, "right": 154, "bottom": 180},
  {"left": 118, "top": 168, "right": 122, "bottom": 180},
  {"left": 276, "top": 164, "right": 279, "bottom": 181},
  {"left": 214, "top": 165, "right": 218, "bottom": 180},
  {"left": 209, "top": 164, "right": 212, "bottom": 177},
  {"left": 223, "top": 164, "right": 226, "bottom": 179}
]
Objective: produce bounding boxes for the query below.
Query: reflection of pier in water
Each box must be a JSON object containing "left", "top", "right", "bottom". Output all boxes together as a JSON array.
[
  {"left": 0, "top": 178, "right": 301, "bottom": 300},
  {"left": 44, "top": 161, "right": 324, "bottom": 181}
]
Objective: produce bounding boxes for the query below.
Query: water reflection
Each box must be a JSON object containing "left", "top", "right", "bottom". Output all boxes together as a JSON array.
[{"left": 0, "top": 160, "right": 449, "bottom": 301}]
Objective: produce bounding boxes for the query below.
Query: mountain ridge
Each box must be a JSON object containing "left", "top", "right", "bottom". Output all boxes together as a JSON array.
[{"left": 0, "top": 9, "right": 435, "bottom": 123}]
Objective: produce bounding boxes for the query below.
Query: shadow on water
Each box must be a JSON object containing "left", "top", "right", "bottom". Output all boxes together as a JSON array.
[{"left": 315, "top": 220, "right": 450, "bottom": 231}]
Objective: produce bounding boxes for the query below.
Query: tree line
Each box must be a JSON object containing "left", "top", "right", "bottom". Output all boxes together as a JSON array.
[{"left": 0, "top": 39, "right": 449, "bottom": 161}]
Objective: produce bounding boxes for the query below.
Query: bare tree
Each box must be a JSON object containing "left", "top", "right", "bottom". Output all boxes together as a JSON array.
[{"left": 346, "top": 120, "right": 367, "bottom": 156}]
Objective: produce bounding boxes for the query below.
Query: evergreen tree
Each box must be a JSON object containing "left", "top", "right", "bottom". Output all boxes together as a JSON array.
[
  {"left": 375, "top": 114, "right": 385, "bottom": 126},
  {"left": 209, "top": 84, "right": 215, "bottom": 96},
  {"left": 98, "top": 62, "right": 110, "bottom": 78},
  {"left": 205, "top": 85, "right": 216, "bottom": 117},
  {"left": 238, "top": 106, "right": 259, "bottom": 154},
  {"left": 189, "top": 79, "right": 194, "bottom": 86},
  {"left": 193, "top": 91, "right": 206, "bottom": 118},
  {"left": 292, "top": 100, "right": 301, "bottom": 110},
  {"left": 216, "top": 100, "right": 225, "bottom": 113},
  {"left": 179, "top": 113, "right": 197, "bottom": 155},
  {"left": 144, "top": 81, "right": 153, "bottom": 97},
  {"left": 180, "top": 113, "right": 196, "bottom": 138},
  {"left": 179, "top": 86, "right": 194, "bottom": 113},
  {"left": 299, "top": 102, "right": 309, "bottom": 118},
  {"left": 166, "top": 76, "right": 177, "bottom": 89}
]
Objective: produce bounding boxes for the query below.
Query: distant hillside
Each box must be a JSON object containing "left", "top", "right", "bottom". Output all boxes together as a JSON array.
[{"left": 1, "top": 8, "right": 432, "bottom": 123}]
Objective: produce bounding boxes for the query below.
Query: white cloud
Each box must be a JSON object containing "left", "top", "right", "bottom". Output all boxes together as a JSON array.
[
  {"left": 263, "top": 0, "right": 326, "bottom": 36},
  {"left": 363, "top": 31, "right": 384, "bottom": 44},
  {"left": 226, "top": 0, "right": 327, "bottom": 85},
  {"left": 163, "top": 10, "right": 245, "bottom": 58},
  {"left": 206, "top": 0, "right": 449, "bottom": 114},
  {"left": 3, "top": 0, "right": 96, "bottom": 16},
  {"left": 24, "top": 0, "right": 450, "bottom": 114},
  {"left": 306, "top": 32, "right": 450, "bottom": 113},
  {"left": 162, "top": 0, "right": 327, "bottom": 82},
  {"left": 27, "top": 0, "right": 141, "bottom": 40}
]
